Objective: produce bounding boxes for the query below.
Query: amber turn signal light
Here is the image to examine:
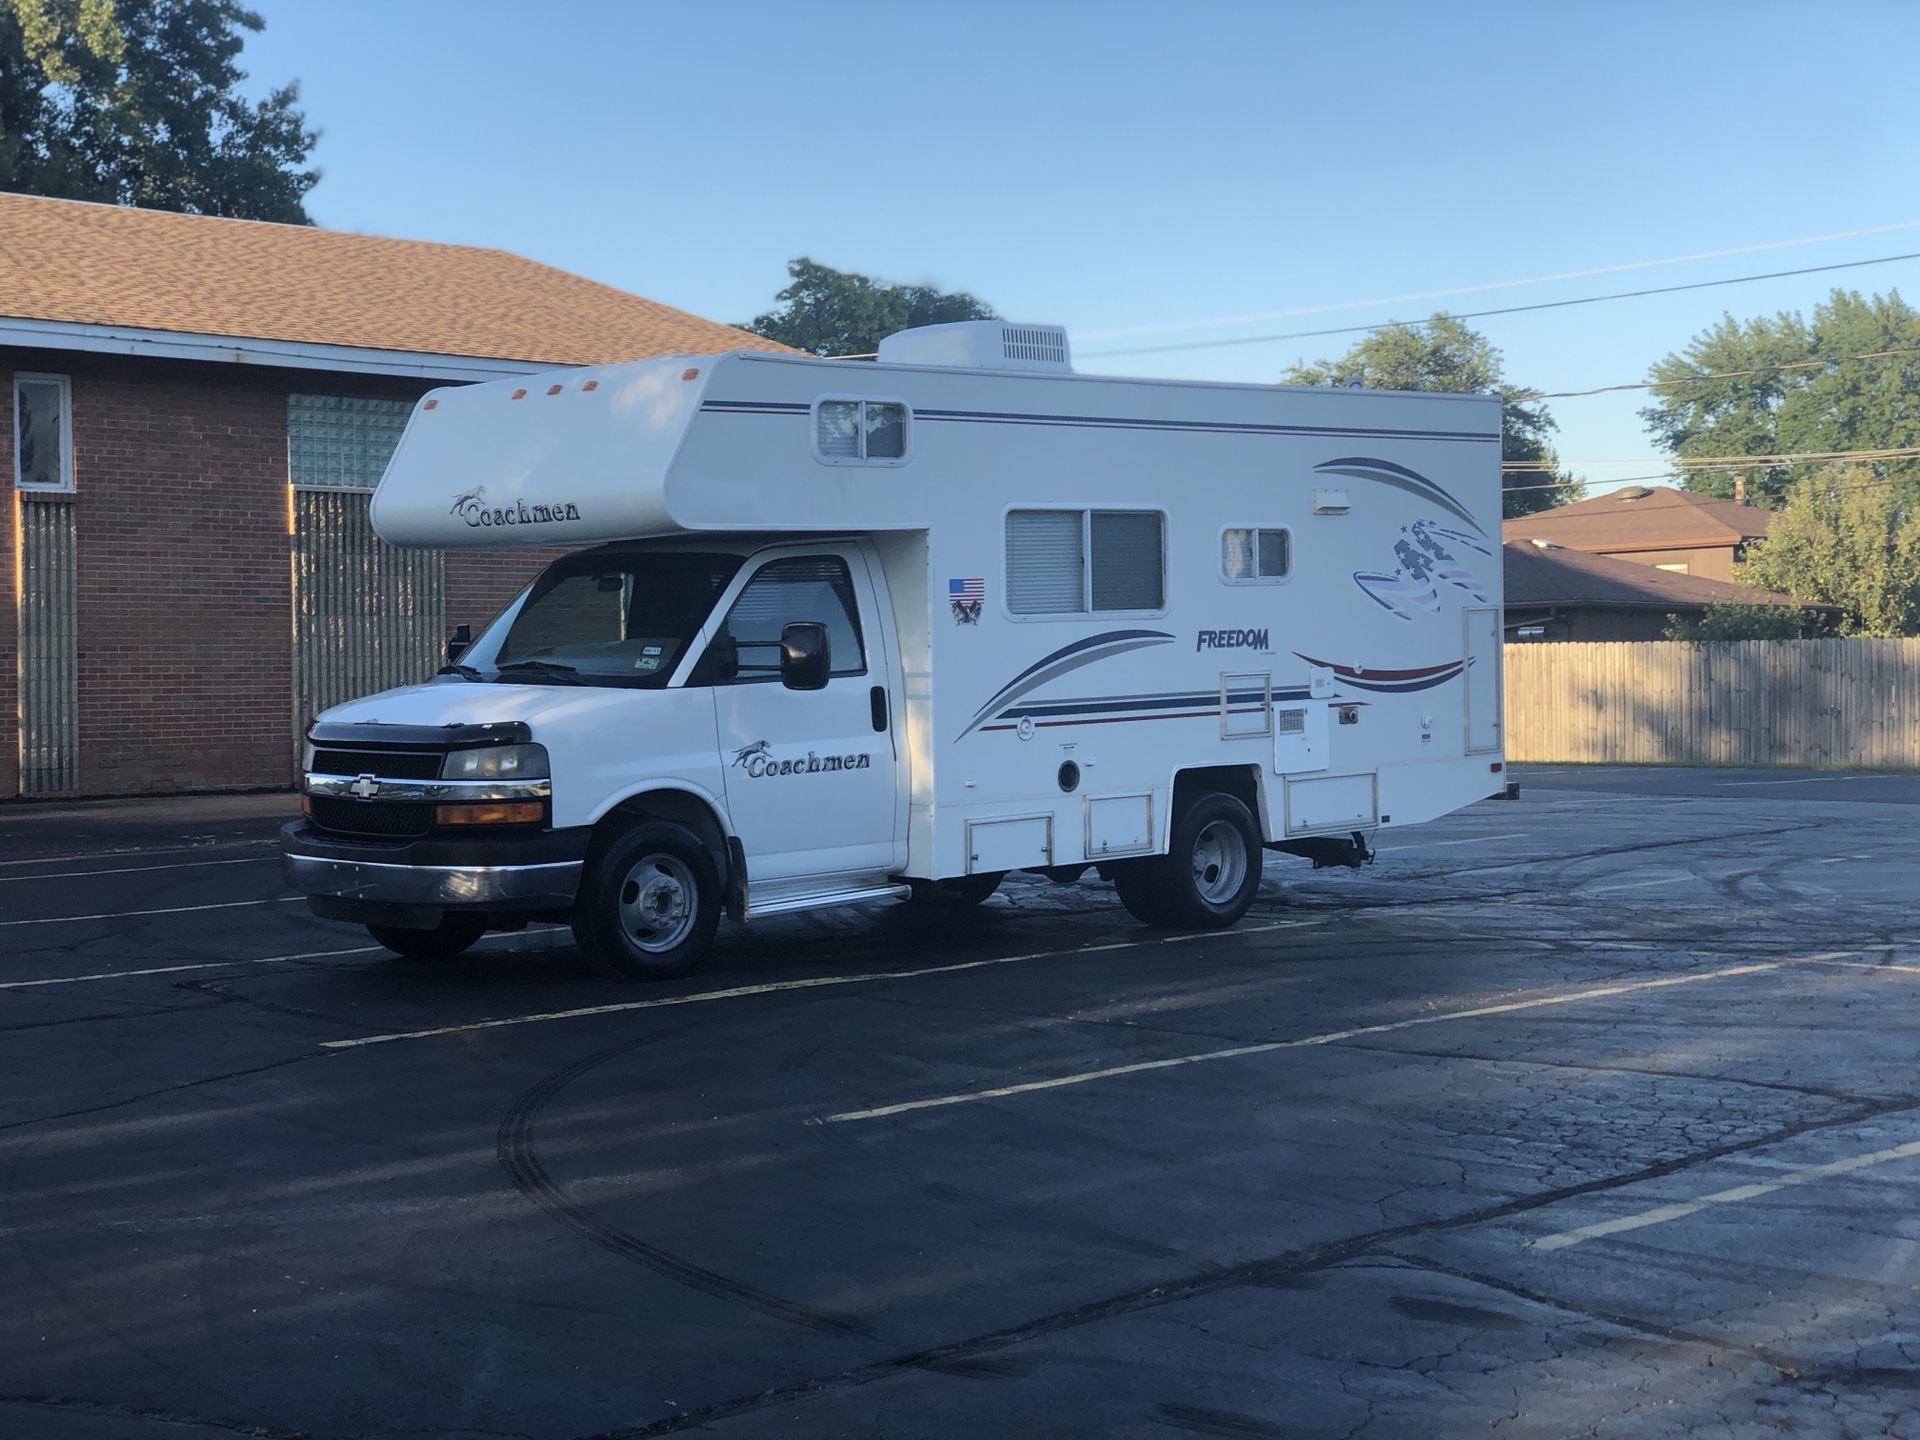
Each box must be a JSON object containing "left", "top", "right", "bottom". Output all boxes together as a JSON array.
[{"left": 435, "top": 802, "right": 544, "bottom": 826}]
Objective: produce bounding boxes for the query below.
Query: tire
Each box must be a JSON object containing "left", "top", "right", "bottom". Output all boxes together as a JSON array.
[
  {"left": 1112, "top": 792, "right": 1263, "bottom": 930},
  {"left": 571, "top": 820, "right": 722, "bottom": 981},
  {"left": 909, "top": 873, "right": 1002, "bottom": 906},
  {"left": 1109, "top": 862, "right": 1172, "bottom": 925},
  {"left": 1159, "top": 792, "right": 1263, "bottom": 928},
  {"left": 367, "top": 915, "right": 487, "bottom": 960}
]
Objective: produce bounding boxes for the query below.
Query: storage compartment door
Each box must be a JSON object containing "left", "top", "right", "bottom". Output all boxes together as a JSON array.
[
  {"left": 1285, "top": 774, "right": 1378, "bottom": 835},
  {"left": 1464, "top": 606, "right": 1501, "bottom": 754},
  {"left": 966, "top": 815, "right": 1054, "bottom": 874},
  {"left": 1085, "top": 793, "right": 1154, "bottom": 859}
]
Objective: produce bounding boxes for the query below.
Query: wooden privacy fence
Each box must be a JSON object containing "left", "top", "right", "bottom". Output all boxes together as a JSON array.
[{"left": 1504, "top": 638, "right": 1920, "bottom": 769}]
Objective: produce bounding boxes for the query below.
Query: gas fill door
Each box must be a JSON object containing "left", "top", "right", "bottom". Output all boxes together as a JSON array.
[
  {"left": 1464, "top": 606, "right": 1502, "bottom": 754},
  {"left": 704, "top": 550, "right": 901, "bottom": 883}
]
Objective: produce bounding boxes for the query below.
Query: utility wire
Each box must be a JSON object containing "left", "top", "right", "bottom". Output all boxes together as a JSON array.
[
  {"left": 1076, "top": 221, "right": 1920, "bottom": 341},
  {"left": 1501, "top": 444, "right": 1920, "bottom": 471},
  {"left": 1534, "top": 345, "right": 1920, "bottom": 399},
  {"left": 1499, "top": 464, "right": 1918, "bottom": 497},
  {"left": 1080, "top": 251, "right": 1920, "bottom": 359}
]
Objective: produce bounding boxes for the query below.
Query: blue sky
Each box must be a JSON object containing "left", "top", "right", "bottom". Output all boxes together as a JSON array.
[{"left": 244, "top": 0, "right": 1920, "bottom": 493}]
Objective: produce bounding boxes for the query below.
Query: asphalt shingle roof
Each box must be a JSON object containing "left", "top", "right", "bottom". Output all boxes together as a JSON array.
[
  {"left": 1503, "top": 541, "right": 1822, "bottom": 611},
  {"left": 0, "top": 192, "right": 789, "bottom": 365},
  {"left": 1501, "top": 484, "right": 1771, "bottom": 553}
]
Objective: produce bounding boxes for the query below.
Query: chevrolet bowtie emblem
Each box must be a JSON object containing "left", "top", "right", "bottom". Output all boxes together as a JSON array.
[{"left": 348, "top": 774, "right": 380, "bottom": 799}]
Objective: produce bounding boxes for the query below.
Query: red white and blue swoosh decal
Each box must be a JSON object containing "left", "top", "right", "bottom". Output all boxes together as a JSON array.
[{"left": 1295, "top": 654, "right": 1468, "bottom": 693}]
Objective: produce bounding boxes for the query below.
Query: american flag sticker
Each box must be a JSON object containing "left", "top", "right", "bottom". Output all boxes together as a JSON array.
[{"left": 949, "top": 577, "right": 985, "bottom": 624}]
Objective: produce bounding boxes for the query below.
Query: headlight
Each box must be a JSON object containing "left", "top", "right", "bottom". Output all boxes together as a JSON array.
[{"left": 441, "top": 743, "right": 550, "bottom": 780}]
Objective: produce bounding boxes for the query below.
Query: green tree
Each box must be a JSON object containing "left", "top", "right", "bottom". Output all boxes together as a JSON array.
[
  {"left": 1284, "top": 314, "right": 1580, "bottom": 517},
  {"left": 1, "top": 0, "right": 317, "bottom": 222},
  {"left": 743, "top": 257, "right": 996, "bottom": 356},
  {"left": 1663, "top": 602, "right": 1823, "bottom": 642},
  {"left": 1733, "top": 468, "right": 1920, "bottom": 636},
  {"left": 1641, "top": 289, "right": 1920, "bottom": 505}
]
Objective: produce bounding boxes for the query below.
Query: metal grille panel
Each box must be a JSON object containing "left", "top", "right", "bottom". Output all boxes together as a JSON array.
[
  {"left": 291, "top": 488, "right": 446, "bottom": 744},
  {"left": 18, "top": 500, "right": 78, "bottom": 794},
  {"left": 308, "top": 796, "right": 433, "bottom": 837},
  {"left": 309, "top": 748, "right": 443, "bottom": 779}
]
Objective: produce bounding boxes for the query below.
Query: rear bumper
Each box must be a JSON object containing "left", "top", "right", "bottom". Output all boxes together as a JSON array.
[{"left": 279, "top": 820, "right": 588, "bottom": 912}]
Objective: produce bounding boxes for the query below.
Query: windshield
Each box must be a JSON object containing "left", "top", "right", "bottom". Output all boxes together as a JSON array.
[{"left": 475, "top": 551, "right": 743, "bottom": 687}]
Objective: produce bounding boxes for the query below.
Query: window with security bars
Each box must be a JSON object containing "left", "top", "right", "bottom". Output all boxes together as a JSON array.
[
  {"left": 289, "top": 394, "right": 413, "bottom": 489},
  {"left": 13, "top": 374, "right": 72, "bottom": 491},
  {"left": 1222, "top": 527, "right": 1291, "bottom": 582},
  {"left": 813, "top": 398, "right": 909, "bottom": 463},
  {"left": 1006, "top": 509, "right": 1165, "bottom": 616}
]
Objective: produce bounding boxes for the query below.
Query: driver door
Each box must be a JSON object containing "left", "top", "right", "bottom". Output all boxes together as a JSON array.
[{"left": 701, "top": 549, "right": 900, "bottom": 884}]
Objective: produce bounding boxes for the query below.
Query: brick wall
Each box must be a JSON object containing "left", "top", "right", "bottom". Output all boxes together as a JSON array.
[{"left": 444, "top": 547, "right": 571, "bottom": 639}]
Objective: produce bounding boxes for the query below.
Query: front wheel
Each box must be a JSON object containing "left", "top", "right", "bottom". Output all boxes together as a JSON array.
[
  {"left": 367, "top": 915, "right": 487, "bottom": 960},
  {"left": 572, "top": 821, "right": 722, "bottom": 981}
]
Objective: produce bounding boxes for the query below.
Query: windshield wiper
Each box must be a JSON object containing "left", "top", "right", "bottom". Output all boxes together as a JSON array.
[
  {"left": 437, "top": 662, "right": 485, "bottom": 681},
  {"left": 495, "top": 660, "right": 586, "bottom": 686}
]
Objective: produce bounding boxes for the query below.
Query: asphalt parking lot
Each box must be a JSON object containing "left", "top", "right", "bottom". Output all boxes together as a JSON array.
[{"left": 2, "top": 765, "right": 1917, "bottom": 1440}]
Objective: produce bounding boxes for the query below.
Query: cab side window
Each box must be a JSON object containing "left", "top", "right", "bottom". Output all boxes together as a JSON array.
[{"left": 702, "top": 556, "right": 866, "bottom": 683}]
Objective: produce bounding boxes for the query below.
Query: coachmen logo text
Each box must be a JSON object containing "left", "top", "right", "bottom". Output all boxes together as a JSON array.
[
  {"left": 732, "top": 740, "right": 871, "bottom": 778},
  {"left": 450, "top": 485, "right": 581, "bottom": 529}
]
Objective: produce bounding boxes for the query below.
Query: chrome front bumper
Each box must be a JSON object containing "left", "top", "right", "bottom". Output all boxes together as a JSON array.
[{"left": 281, "top": 851, "right": 583, "bottom": 909}]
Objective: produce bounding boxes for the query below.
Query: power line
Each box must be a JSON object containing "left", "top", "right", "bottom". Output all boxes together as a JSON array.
[
  {"left": 1535, "top": 345, "right": 1920, "bottom": 400},
  {"left": 1498, "top": 463, "right": 1919, "bottom": 497},
  {"left": 1080, "top": 251, "right": 1920, "bottom": 359},
  {"left": 1074, "top": 221, "right": 1920, "bottom": 342},
  {"left": 1502, "top": 444, "right": 1920, "bottom": 471}
]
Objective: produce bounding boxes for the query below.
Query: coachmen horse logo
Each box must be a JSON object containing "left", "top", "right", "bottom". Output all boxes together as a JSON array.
[
  {"left": 450, "top": 484, "right": 486, "bottom": 515},
  {"left": 732, "top": 740, "right": 772, "bottom": 769},
  {"left": 731, "top": 739, "right": 870, "bottom": 778}
]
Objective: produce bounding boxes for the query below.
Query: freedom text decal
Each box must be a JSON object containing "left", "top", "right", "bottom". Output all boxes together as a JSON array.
[{"left": 1196, "top": 628, "right": 1270, "bottom": 652}]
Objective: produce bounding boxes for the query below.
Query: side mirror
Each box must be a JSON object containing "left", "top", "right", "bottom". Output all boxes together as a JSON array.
[
  {"left": 446, "top": 623, "right": 473, "bottom": 662},
  {"left": 779, "top": 622, "right": 830, "bottom": 691}
]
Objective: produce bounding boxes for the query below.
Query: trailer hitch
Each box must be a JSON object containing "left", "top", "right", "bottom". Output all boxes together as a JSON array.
[{"left": 1270, "top": 831, "right": 1374, "bottom": 870}]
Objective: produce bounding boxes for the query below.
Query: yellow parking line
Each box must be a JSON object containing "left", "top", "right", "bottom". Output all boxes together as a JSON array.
[
  {"left": 1530, "top": 1137, "right": 1920, "bottom": 1252},
  {"left": 820, "top": 951, "right": 1860, "bottom": 1124}
]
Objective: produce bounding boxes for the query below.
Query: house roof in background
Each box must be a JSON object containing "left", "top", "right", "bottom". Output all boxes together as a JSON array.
[
  {"left": 0, "top": 192, "right": 789, "bottom": 366},
  {"left": 1501, "top": 484, "right": 1771, "bottom": 553},
  {"left": 1503, "top": 540, "right": 1825, "bottom": 612}
]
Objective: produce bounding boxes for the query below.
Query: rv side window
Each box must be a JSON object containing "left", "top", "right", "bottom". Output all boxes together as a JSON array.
[
  {"left": 1221, "top": 527, "right": 1291, "bottom": 583},
  {"left": 702, "top": 555, "right": 866, "bottom": 683},
  {"left": 813, "top": 398, "right": 909, "bottom": 464},
  {"left": 1006, "top": 508, "right": 1165, "bottom": 616}
]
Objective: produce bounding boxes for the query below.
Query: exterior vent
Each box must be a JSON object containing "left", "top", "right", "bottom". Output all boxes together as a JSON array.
[{"left": 875, "top": 320, "right": 1074, "bottom": 373}]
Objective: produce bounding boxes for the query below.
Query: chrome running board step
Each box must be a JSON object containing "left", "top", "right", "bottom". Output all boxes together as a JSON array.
[{"left": 743, "top": 877, "right": 911, "bottom": 921}]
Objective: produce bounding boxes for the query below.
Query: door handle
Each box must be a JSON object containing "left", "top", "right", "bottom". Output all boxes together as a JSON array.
[{"left": 870, "top": 686, "right": 889, "bottom": 733}]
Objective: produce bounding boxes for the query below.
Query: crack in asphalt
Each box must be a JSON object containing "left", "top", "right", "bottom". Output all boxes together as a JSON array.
[{"left": 578, "top": 1093, "right": 1920, "bottom": 1437}]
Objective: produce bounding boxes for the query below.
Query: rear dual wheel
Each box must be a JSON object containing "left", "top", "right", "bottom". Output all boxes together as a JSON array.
[{"left": 1111, "top": 792, "right": 1262, "bottom": 929}]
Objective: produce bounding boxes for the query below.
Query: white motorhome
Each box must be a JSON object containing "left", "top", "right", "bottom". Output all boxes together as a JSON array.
[{"left": 282, "top": 322, "right": 1507, "bottom": 979}]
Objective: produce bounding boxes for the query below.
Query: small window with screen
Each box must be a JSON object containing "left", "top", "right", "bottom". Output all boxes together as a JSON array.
[
  {"left": 1222, "top": 527, "right": 1291, "bottom": 583},
  {"left": 812, "top": 397, "right": 910, "bottom": 465}
]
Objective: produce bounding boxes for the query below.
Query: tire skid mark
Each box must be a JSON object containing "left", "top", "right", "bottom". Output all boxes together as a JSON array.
[{"left": 498, "top": 1039, "right": 876, "bottom": 1341}]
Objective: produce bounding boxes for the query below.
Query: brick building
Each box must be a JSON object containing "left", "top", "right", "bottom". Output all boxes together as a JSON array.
[{"left": 0, "top": 192, "right": 785, "bottom": 798}]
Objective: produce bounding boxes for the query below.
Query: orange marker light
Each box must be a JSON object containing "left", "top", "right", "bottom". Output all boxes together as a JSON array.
[
  {"left": 681, "top": 367, "right": 700, "bottom": 381},
  {"left": 546, "top": 383, "right": 563, "bottom": 395},
  {"left": 422, "top": 398, "right": 438, "bottom": 410},
  {"left": 582, "top": 379, "right": 599, "bottom": 392},
  {"left": 435, "top": 801, "right": 544, "bottom": 826},
  {"left": 510, "top": 388, "right": 528, "bottom": 400}
]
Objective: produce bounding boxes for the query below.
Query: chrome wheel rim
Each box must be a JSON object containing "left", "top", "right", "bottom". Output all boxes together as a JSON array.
[
  {"left": 1190, "top": 820, "right": 1248, "bottom": 905},
  {"left": 617, "top": 853, "right": 697, "bottom": 953}
]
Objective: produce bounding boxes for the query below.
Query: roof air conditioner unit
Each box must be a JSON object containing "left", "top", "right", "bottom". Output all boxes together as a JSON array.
[{"left": 875, "top": 320, "right": 1073, "bottom": 373}]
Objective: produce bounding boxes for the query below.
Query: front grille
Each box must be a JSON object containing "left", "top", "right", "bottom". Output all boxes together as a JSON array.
[
  {"left": 308, "top": 796, "right": 434, "bottom": 838},
  {"left": 310, "top": 748, "right": 443, "bottom": 780}
]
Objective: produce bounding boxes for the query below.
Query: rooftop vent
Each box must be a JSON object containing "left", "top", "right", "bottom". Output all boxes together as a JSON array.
[
  {"left": 875, "top": 320, "right": 1073, "bottom": 373},
  {"left": 1615, "top": 486, "right": 1655, "bottom": 501},
  {"left": 1529, "top": 538, "right": 1562, "bottom": 549}
]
